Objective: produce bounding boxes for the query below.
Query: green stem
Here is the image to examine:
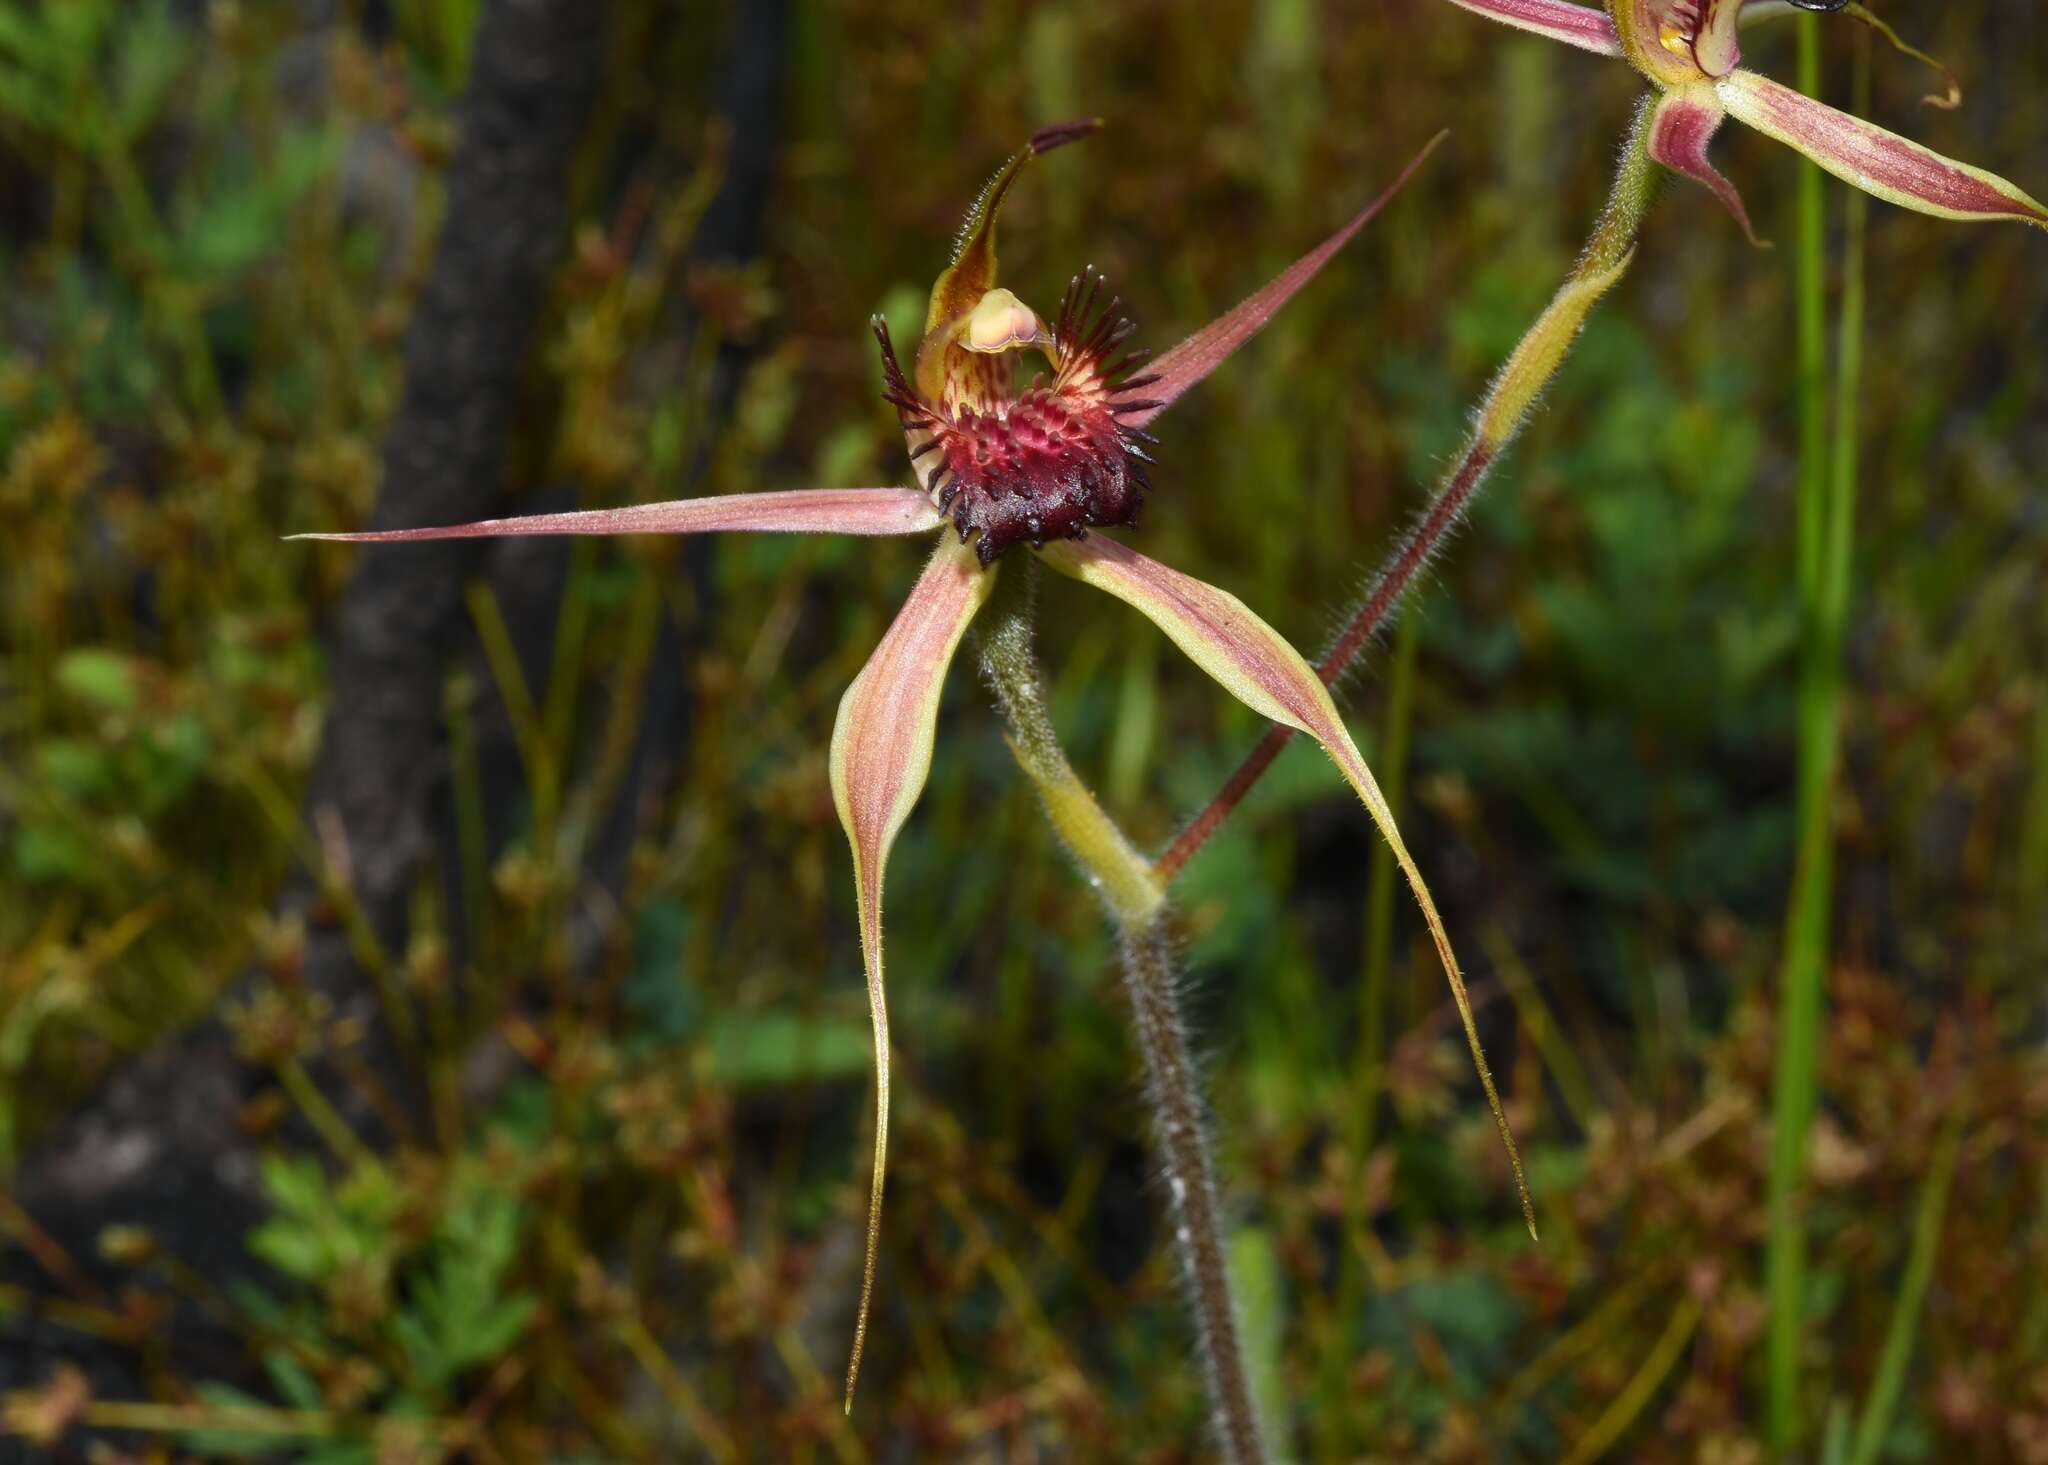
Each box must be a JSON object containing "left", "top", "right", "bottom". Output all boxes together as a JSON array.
[
  {"left": 1121, "top": 918, "right": 1271, "bottom": 1465},
  {"left": 1156, "top": 99, "right": 1661, "bottom": 885},
  {"left": 1768, "top": 16, "right": 1859, "bottom": 1456},
  {"left": 1559, "top": 1293, "right": 1704, "bottom": 1465},
  {"left": 1355, "top": 603, "right": 1422, "bottom": 1158},
  {"left": 1791, "top": 15, "right": 1831, "bottom": 611},
  {"left": 1848, "top": 1108, "right": 1961, "bottom": 1465},
  {"left": 2018, "top": 679, "right": 2048, "bottom": 898},
  {"left": 277, "top": 1058, "right": 377, "bottom": 1173},
  {"left": 1319, "top": 602, "right": 1421, "bottom": 1450}
]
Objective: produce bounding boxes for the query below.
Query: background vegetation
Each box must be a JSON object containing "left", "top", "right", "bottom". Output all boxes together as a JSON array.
[{"left": 0, "top": 0, "right": 2043, "bottom": 1459}]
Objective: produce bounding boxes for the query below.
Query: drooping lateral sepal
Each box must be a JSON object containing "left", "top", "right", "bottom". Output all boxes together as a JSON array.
[
  {"left": 1717, "top": 70, "right": 2048, "bottom": 227},
  {"left": 827, "top": 534, "right": 996, "bottom": 1410},
  {"left": 1441, "top": 0, "right": 1622, "bottom": 54},
  {"left": 1647, "top": 85, "right": 1762, "bottom": 243},
  {"left": 1039, "top": 534, "right": 1537, "bottom": 1238}
]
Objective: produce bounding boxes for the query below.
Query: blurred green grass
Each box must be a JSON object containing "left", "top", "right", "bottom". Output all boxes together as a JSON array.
[{"left": 2, "top": 0, "right": 2045, "bottom": 1458}]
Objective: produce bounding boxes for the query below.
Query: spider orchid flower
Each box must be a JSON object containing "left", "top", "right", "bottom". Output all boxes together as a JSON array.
[
  {"left": 297, "top": 123, "right": 1492, "bottom": 1408},
  {"left": 1445, "top": 0, "right": 2046, "bottom": 241}
]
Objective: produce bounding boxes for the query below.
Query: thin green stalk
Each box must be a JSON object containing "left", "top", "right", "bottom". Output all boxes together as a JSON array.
[
  {"left": 1157, "top": 99, "right": 1660, "bottom": 884},
  {"left": 1768, "top": 18, "right": 1860, "bottom": 1455},
  {"left": 1484, "top": 925, "right": 1597, "bottom": 1131},
  {"left": 276, "top": 1058, "right": 378, "bottom": 1173},
  {"left": 1559, "top": 1293, "right": 1704, "bottom": 1465},
  {"left": 542, "top": 537, "right": 600, "bottom": 792},
  {"left": 467, "top": 582, "right": 560, "bottom": 850},
  {"left": 445, "top": 671, "right": 492, "bottom": 987},
  {"left": 1491, "top": 1263, "right": 1672, "bottom": 1422},
  {"left": 2016, "top": 1173, "right": 2048, "bottom": 1361},
  {"left": 1355, "top": 603, "right": 1422, "bottom": 1158},
  {"left": 1825, "top": 40, "right": 1869, "bottom": 667},
  {"left": 1791, "top": 14, "right": 1831, "bottom": 611},
  {"left": 1319, "top": 601, "right": 1420, "bottom": 1452},
  {"left": 1820, "top": 1400, "right": 1854, "bottom": 1465},
  {"left": 2019, "top": 689, "right": 2048, "bottom": 898},
  {"left": 1848, "top": 1107, "right": 1961, "bottom": 1465}
]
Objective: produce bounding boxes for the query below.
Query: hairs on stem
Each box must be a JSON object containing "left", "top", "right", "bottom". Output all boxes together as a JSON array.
[
  {"left": 1140, "top": 109, "right": 1663, "bottom": 1236},
  {"left": 977, "top": 592, "right": 1268, "bottom": 1463},
  {"left": 1156, "top": 98, "right": 1662, "bottom": 880}
]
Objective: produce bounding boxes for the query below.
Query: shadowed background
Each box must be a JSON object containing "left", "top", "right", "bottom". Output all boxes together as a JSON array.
[{"left": 0, "top": 0, "right": 2043, "bottom": 1459}]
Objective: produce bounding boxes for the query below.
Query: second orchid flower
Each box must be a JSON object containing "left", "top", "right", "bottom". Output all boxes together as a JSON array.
[{"left": 1447, "top": 0, "right": 2045, "bottom": 239}]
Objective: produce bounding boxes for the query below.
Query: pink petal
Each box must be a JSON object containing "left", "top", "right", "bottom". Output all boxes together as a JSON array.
[
  {"left": 1648, "top": 86, "right": 1763, "bottom": 243},
  {"left": 1122, "top": 132, "right": 1447, "bottom": 432},
  {"left": 1440, "top": 0, "right": 1623, "bottom": 54},
  {"left": 1041, "top": 534, "right": 1536, "bottom": 1238},
  {"left": 1718, "top": 70, "right": 2048, "bottom": 226},
  {"left": 290, "top": 488, "right": 944, "bottom": 542},
  {"left": 827, "top": 534, "right": 996, "bottom": 1408}
]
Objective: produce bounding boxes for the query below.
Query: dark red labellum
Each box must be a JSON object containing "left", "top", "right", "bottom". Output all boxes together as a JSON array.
[{"left": 876, "top": 270, "right": 1160, "bottom": 568}]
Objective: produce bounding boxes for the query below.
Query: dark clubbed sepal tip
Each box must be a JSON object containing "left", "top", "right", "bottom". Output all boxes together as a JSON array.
[{"left": 1029, "top": 118, "right": 1103, "bottom": 155}]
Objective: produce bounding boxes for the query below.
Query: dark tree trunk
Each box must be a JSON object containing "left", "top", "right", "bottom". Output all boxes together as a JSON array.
[
  {"left": 1, "top": 0, "right": 611, "bottom": 1407},
  {"left": 1, "top": 1, "right": 794, "bottom": 1440}
]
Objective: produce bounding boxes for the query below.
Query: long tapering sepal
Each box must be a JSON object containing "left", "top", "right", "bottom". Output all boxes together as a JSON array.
[
  {"left": 1648, "top": 86, "right": 1763, "bottom": 243},
  {"left": 1123, "top": 133, "right": 1446, "bottom": 433},
  {"left": 1041, "top": 534, "right": 1536, "bottom": 1238},
  {"left": 290, "top": 488, "right": 946, "bottom": 543},
  {"left": 1439, "top": 0, "right": 1623, "bottom": 54},
  {"left": 827, "top": 534, "right": 996, "bottom": 1410},
  {"left": 1718, "top": 70, "right": 2048, "bottom": 227}
]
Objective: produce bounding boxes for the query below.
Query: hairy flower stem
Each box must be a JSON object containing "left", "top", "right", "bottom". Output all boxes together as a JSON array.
[
  {"left": 1120, "top": 917, "right": 1268, "bottom": 1465},
  {"left": 979, "top": 593, "right": 1268, "bottom": 1463},
  {"left": 1155, "top": 105, "right": 1664, "bottom": 886}
]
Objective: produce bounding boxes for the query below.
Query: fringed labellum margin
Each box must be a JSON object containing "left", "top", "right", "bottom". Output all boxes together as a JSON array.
[{"left": 875, "top": 271, "right": 1161, "bottom": 567}]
